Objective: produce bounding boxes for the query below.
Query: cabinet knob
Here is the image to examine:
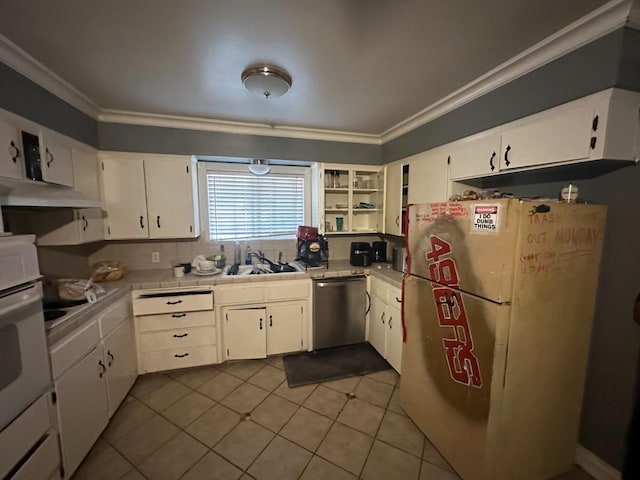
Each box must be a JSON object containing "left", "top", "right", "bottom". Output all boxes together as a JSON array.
[
  {"left": 173, "top": 333, "right": 188, "bottom": 338},
  {"left": 171, "top": 313, "right": 186, "bottom": 318},
  {"left": 174, "top": 353, "right": 189, "bottom": 358},
  {"left": 489, "top": 151, "right": 496, "bottom": 171},
  {"left": 259, "top": 318, "right": 263, "bottom": 330},
  {"left": 389, "top": 316, "right": 393, "bottom": 328},
  {"left": 395, "top": 215, "right": 400, "bottom": 227},
  {"left": 166, "top": 300, "right": 183, "bottom": 305},
  {"left": 107, "top": 350, "right": 114, "bottom": 367},
  {"left": 82, "top": 216, "right": 88, "bottom": 231},
  {"left": 269, "top": 315, "right": 273, "bottom": 327},
  {"left": 9, "top": 141, "right": 19, "bottom": 163},
  {"left": 381, "top": 312, "right": 385, "bottom": 324},
  {"left": 98, "top": 360, "right": 106, "bottom": 378},
  {"left": 139, "top": 216, "right": 145, "bottom": 229},
  {"left": 504, "top": 145, "right": 511, "bottom": 167},
  {"left": 157, "top": 215, "right": 161, "bottom": 228},
  {"left": 45, "top": 147, "right": 54, "bottom": 167}
]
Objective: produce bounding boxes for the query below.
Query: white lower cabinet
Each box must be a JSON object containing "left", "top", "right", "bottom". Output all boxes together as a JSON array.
[
  {"left": 368, "top": 276, "right": 403, "bottom": 373},
  {"left": 223, "top": 302, "right": 305, "bottom": 360},
  {"left": 217, "top": 279, "right": 310, "bottom": 361},
  {"left": 50, "top": 294, "right": 136, "bottom": 478},
  {"left": 132, "top": 287, "right": 217, "bottom": 373}
]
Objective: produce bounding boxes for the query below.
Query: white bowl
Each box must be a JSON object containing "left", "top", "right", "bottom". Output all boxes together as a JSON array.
[{"left": 198, "top": 260, "right": 216, "bottom": 271}]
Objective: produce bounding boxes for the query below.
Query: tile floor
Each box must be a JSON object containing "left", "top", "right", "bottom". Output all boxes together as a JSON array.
[{"left": 72, "top": 357, "right": 596, "bottom": 480}]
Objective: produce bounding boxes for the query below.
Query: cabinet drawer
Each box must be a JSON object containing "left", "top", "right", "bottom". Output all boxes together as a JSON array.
[
  {"left": 50, "top": 320, "right": 100, "bottom": 379},
  {"left": 98, "top": 296, "right": 131, "bottom": 337},
  {"left": 140, "top": 345, "right": 218, "bottom": 373},
  {"left": 132, "top": 288, "right": 213, "bottom": 315},
  {"left": 265, "top": 280, "right": 310, "bottom": 301},
  {"left": 140, "top": 326, "right": 217, "bottom": 353},
  {"left": 215, "top": 285, "right": 265, "bottom": 305},
  {"left": 137, "top": 310, "right": 214, "bottom": 332},
  {"left": 12, "top": 433, "right": 59, "bottom": 480},
  {"left": 387, "top": 286, "right": 402, "bottom": 305}
]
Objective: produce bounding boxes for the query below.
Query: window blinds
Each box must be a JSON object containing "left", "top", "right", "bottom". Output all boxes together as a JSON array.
[{"left": 206, "top": 172, "right": 305, "bottom": 240}]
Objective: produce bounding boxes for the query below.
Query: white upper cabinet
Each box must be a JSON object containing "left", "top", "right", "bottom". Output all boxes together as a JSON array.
[
  {"left": 0, "top": 118, "right": 23, "bottom": 180},
  {"left": 39, "top": 130, "right": 74, "bottom": 187},
  {"left": 100, "top": 154, "right": 149, "bottom": 239},
  {"left": 144, "top": 155, "right": 199, "bottom": 238},
  {"left": 100, "top": 152, "right": 200, "bottom": 240},
  {"left": 34, "top": 208, "right": 104, "bottom": 246},
  {"left": 448, "top": 133, "right": 501, "bottom": 179},
  {"left": 384, "top": 161, "right": 403, "bottom": 236},
  {"left": 407, "top": 148, "right": 449, "bottom": 205},
  {"left": 72, "top": 148, "right": 101, "bottom": 201}
]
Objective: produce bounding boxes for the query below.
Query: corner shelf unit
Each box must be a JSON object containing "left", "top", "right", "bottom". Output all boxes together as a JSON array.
[{"left": 320, "top": 164, "right": 384, "bottom": 235}]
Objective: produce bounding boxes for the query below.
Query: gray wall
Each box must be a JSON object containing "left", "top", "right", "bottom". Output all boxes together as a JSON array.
[{"left": 98, "top": 123, "right": 380, "bottom": 165}]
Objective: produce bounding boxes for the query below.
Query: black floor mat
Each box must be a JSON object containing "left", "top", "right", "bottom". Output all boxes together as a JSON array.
[{"left": 283, "top": 342, "right": 391, "bottom": 387}]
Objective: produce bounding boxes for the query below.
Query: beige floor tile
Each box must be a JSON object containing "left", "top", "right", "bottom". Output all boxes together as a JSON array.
[
  {"left": 420, "top": 461, "right": 460, "bottom": 480},
  {"left": 387, "top": 386, "right": 407, "bottom": 416},
  {"left": 551, "top": 467, "right": 596, "bottom": 480},
  {"left": 240, "top": 475, "right": 256, "bottom": 480},
  {"left": 337, "top": 398, "right": 384, "bottom": 436},
  {"left": 251, "top": 394, "right": 299, "bottom": 432},
  {"left": 316, "top": 423, "right": 374, "bottom": 476},
  {"left": 119, "top": 469, "right": 146, "bottom": 480},
  {"left": 112, "top": 415, "right": 179, "bottom": 465},
  {"left": 181, "top": 451, "right": 243, "bottom": 480},
  {"left": 130, "top": 373, "right": 171, "bottom": 399},
  {"left": 299, "top": 456, "right": 357, "bottom": 480},
  {"left": 248, "top": 365, "right": 287, "bottom": 391},
  {"left": 86, "top": 437, "right": 110, "bottom": 458},
  {"left": 173, "top": 365, "right": 221, "bottom": 389},
  {"left": 102, "top": 397, "right": 156, "bottom": 443},
  {"left": 161, "top": 391, "right": 215, "bottom": 428},
  {"left": 422, "top": 438, "right": 454, "bottom": 472},
  {"left": 73, "top": 443, "right": 132, "bottom": 480},
  {"left": 354, "top": 377, "right": 394, "bottom": 408},
  {"left": 222, "top": 359, "right": 267, "bottom": 380},
  {"left": 248, "top": 436, "right": 312, "bottom": 480},
  {"left": 378, "top": 410, "right": 424, "bottom": 457},
  {"left": 274, "top": 381, "right": 317, "bottom": 404},
  {"left": 303, "top": 385, "right": 348, "bottom": 419},
  {"left": 139, "top": 379, "right": 191, "bottom": 411},
  {"left": 280, "top": 407, "right": 333, "bottom": 452},
  {"left": 185, "top": 404, "right": 241, "bottom": 447},
  {"left": 221, "top": 382, "right": 270, "bottom": 413},
  {"left": 138, "top": 431, "right": 207, "bottom": 480},
  {"left": 322, "top": 375, "right": 362, "bottom": 394},
  {"left": 364, "top": 369, "right": 399, "bottom": 386},
  {"left": 263, "top": 355, "right": 285, "bottom": 370},
  {"left": 361, "top": 440, "right": 421, "bottom": 480},
  {"left": 197, "top": 372, "right": 244, "bottom": 401},
  {"left": 214, "top": 421, "right": 275, "bottom": 469}
]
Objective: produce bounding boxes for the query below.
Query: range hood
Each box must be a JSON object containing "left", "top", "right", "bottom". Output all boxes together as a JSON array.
[{"left": 0, "top": 178, "right": 102, "bottom": 208}]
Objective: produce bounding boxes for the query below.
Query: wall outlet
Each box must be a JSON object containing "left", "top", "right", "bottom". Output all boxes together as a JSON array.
[{"left": 151, "top": 252, "right": 160, "bottom": 263}]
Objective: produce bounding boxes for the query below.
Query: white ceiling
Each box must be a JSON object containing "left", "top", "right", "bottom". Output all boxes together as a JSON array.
[{"left": 0, "top": 0, "right": 614, "bottom": 136}]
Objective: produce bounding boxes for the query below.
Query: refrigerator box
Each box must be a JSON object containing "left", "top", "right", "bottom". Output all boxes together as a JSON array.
[{"left": 401, "top": 198, "right": 607, "bottom": 480}]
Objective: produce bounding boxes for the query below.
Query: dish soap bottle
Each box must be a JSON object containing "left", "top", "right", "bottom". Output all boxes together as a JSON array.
[
  {"left": 245, "top": 245, "right": 252, "bottom": 265},
  {"left": 234, "top": 241, "right": 241, "bottom": 265}
]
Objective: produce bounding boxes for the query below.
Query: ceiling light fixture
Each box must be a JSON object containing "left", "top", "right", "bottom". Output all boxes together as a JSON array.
[
  {"left": 248, "top": 159, "right": 271, "bottom": 175},
  {"left": 242, "top": 65, "right": 292, "bottom": 99}
]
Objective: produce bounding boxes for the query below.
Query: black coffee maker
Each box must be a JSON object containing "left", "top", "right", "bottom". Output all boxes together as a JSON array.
[{"left": 295, "top": 226, "right": 328, "bottom": 267}]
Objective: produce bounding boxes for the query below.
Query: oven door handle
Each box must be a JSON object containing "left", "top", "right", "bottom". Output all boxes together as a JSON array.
[{"left": 0, "top": 284, "right": 41, "bottom": 328}]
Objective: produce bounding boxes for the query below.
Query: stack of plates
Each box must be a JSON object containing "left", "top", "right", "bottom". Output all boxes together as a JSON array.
[{"left": 192, "top": 267, "right": 222, "bottom": 276}]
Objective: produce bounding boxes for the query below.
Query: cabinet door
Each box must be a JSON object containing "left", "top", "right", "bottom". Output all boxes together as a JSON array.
[
  {"left": 500, "top": 100, "right": 594, "bottom": 170},
  {"left": 267, "top": 303, "right": 303, "bottom": 355},
  {"left": 72, "top": 148, "right": 101, "bottom": 201},
  {"left": 100, "top": 156, "right": 149, "bottom": 239},
  {"left": 449, "top": 133, "right": 501, "bottom": 179},
  {"left": 224, "top": 308, "right": 266, "bottom": 360},
  {"left": 385, "top": 303, "right": 403, "bottom": 373},
  {"left": 40, "top": 132, "right": 74, "bottom": 187},
  {"left": 368, "top": 294, "right": 387, "bottom": 357},
  {"left": 145, "top": 156, "right": 198, "bottom": 238},
  {"left": 0, "top": 119, "right": 23, "bottom": 179},
  {"left": 407, "top": 149, "right": 449, "bottom": 204},
  {"left": 55, "top": 346, "right": 108, "bottom": 477},
  {"left": 103, "top": 318, "right": 137, "bottom": 417},
  {"left": 78, "top": 208, "right": 104, "bottom": 243},
  {"left": 384, "top": 162, "right": 402, "bottom": 236}
]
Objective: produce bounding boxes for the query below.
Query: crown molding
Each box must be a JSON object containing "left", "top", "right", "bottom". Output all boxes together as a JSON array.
[
  {"left": 0, "top": 0, "right": 636, "bottom": 146},
  {"left": 380, "top": 0, "right": 637, "bottom": 144},
  {"left": 0, "top": 33, "right": 101, "bottom": 119},
  {"left": 98, "top": 110, "right": 382, "bottom": 145}
]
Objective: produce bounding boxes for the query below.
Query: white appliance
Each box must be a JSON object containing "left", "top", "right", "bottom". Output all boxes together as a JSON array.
[
  {"left": 401, "top": 199, "right": 607, "bottom": 480},
  {"left": 0, "top": 235, "right": 59, "bottom": 480}
]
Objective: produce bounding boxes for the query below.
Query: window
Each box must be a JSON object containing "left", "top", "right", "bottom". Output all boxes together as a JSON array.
[{"left": 199, "top": 162, "right": 310, "bottom": 241}]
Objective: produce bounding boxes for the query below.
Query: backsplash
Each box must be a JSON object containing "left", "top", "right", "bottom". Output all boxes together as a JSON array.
[{"left": 36, "top": 234, "right": 384, "bottom": 277}]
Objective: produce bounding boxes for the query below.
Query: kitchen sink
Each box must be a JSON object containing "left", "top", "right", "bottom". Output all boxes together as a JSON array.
[{"left": 223, "top": 262, "right": 304, "bottom": 276}]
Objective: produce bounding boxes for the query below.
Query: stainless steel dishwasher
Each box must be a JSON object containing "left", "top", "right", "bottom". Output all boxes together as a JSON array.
[{"left": 312, "top": 276, "right": 367, "bottom": 350}]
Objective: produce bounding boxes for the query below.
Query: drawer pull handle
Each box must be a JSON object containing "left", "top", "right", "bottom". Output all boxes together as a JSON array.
[
  {"left": 166, "top": 300, "right": 183, "bottom": 305},
  {"left": 173, "top": 333, "right": 188, "bottom": 338},
  {"left": 395, "top": 296, "right": 401, "bottom": 303},
  {"left": 269, "top": 315, "right": 273, "bottom": 327},
  {"left": 171, "top": 313, "right": 186, "bottom": 318},
  {"left": 381, "top": 312, "right": 385, "bottom": 324},
  {"left": 98, "top": 360, "right": 106, "bottom": 378},
  {"left": 389, "top": 317, "right": 393, "bottom": 328},
  {"left": 259, "top": 318, "right": 263, "bottom": 330},
  {"left": 45, "top": 147, "right": 54, "bottom": 167},
  {"left": 10, "top": 141, "right": 20, "bottom": 162},
  {"left": 107, "top": 350, "right": 114, "bottom": 367},
  {"left": 174, "top": 353, "right": 190, "bottom": 358}
]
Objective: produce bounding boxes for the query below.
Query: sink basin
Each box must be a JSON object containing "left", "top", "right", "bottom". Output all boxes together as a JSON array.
[{"left": 223, "top": 263, "right": 304, "bottom": 276}]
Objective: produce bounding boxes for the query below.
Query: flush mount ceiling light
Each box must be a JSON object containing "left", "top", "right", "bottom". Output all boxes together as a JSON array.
[
  {"left": 242, "top": 65, "right": 292, "bottom": 99},
  {"left": 248, "top": 158, "right": 271, "bottom": 175}
]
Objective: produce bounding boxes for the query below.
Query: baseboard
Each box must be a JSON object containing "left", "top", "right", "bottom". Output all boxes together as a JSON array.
[{"left": 575, "top": 445, "right": 621, "bottom": 480}]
